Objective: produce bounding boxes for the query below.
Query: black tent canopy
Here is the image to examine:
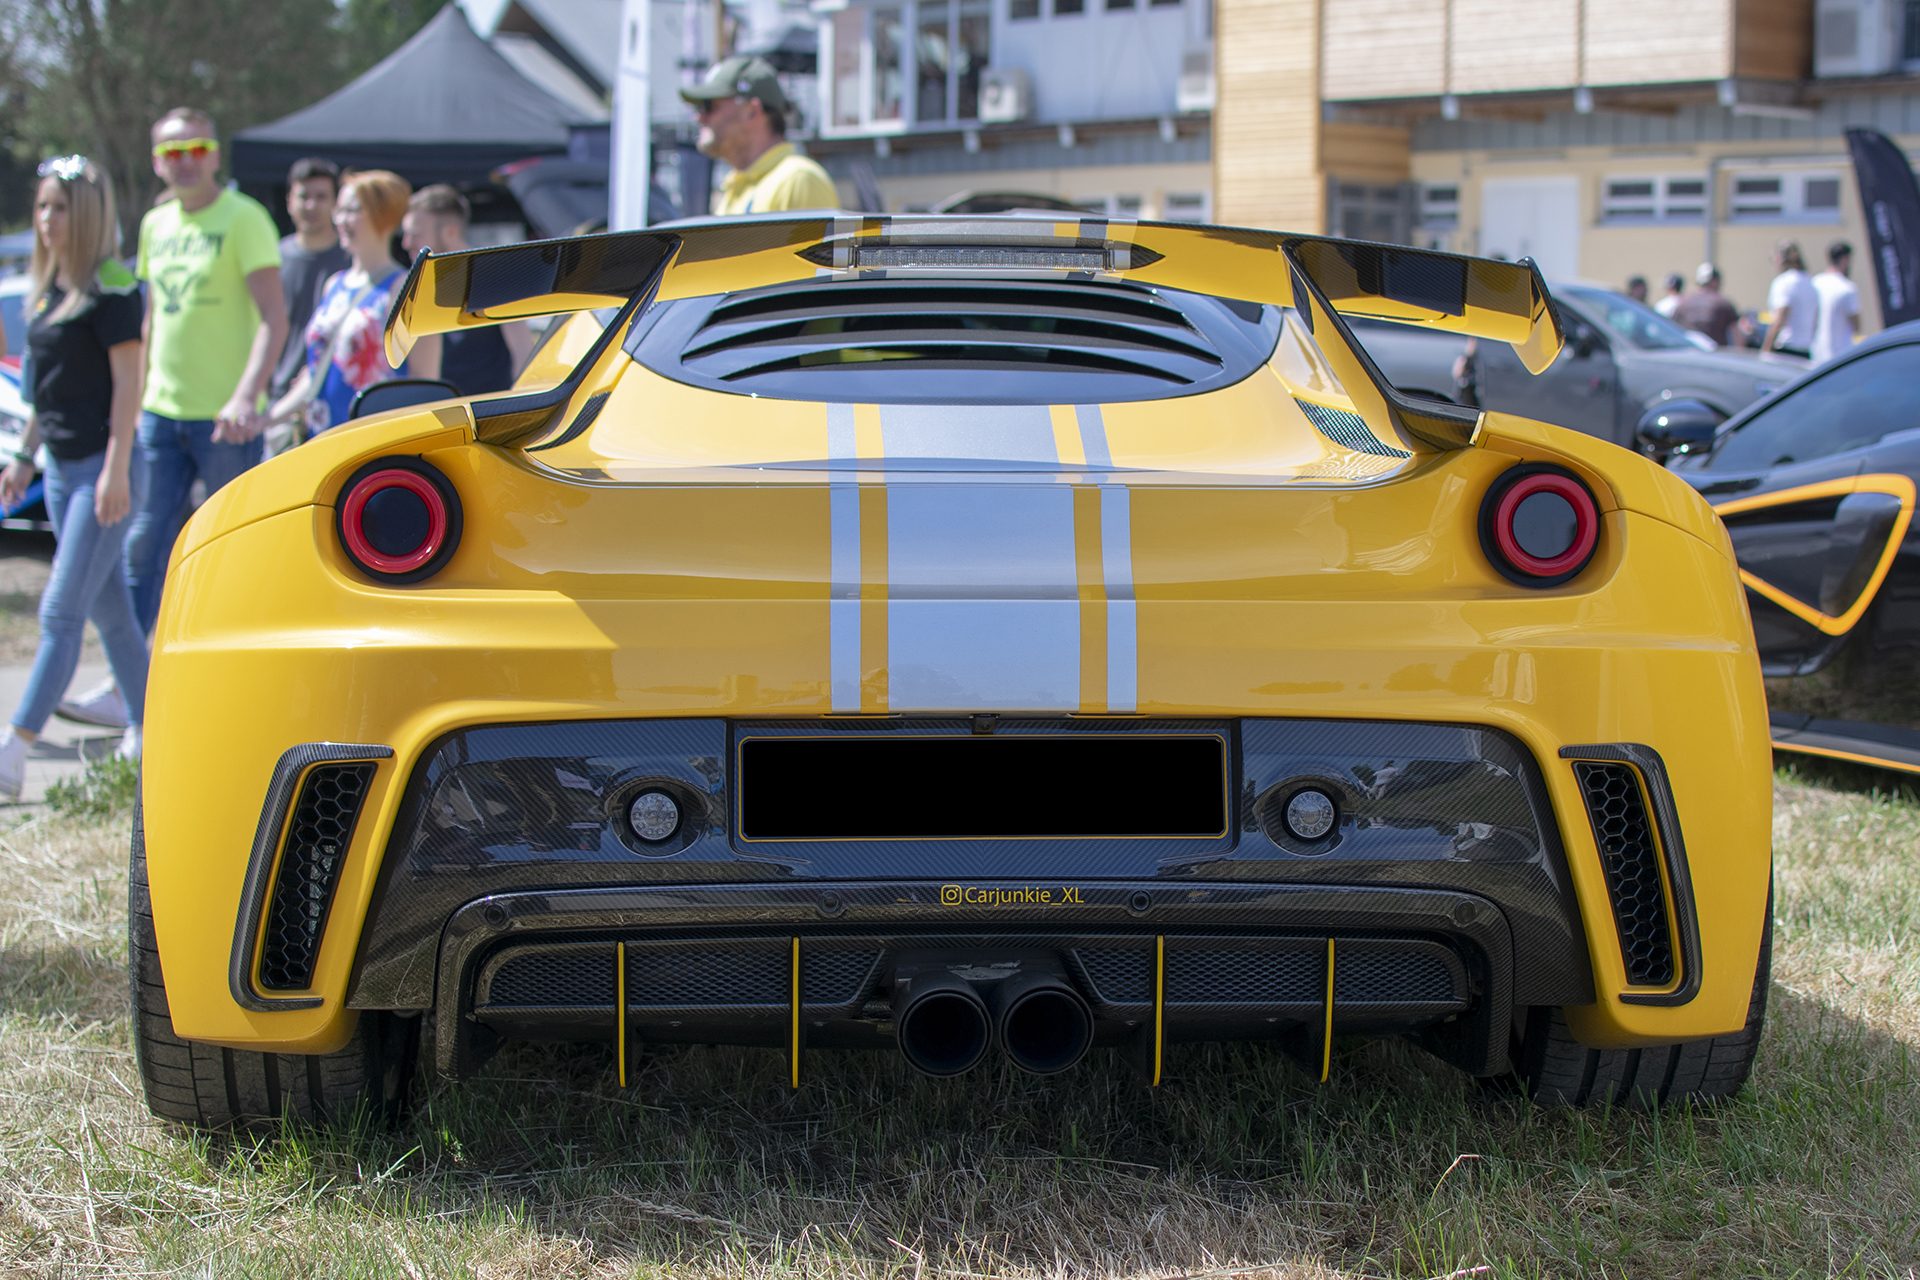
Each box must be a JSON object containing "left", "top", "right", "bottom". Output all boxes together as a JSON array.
[{"left": 231, "top": 4, "right": 593, "bottom": 189}]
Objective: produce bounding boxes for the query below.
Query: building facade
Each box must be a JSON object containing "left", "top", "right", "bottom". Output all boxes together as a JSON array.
[
  {"left": 803, "top": 0, "right": 1217, "bottom": 217},
  {"left": 1213, "top": 0, "right": 1920, "bottom": 332}
]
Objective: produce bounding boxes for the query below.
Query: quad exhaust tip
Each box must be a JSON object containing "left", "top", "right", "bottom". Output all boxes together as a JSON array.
[
  {"left": 895, "top": 967, "right": 1094, "bottom": 1077},
  {"left": 896, "top": 972, "right": 992, "bottom": 1077},
  {"left": 993, "top": 972, "right": 1094, "bottom": 1075}
]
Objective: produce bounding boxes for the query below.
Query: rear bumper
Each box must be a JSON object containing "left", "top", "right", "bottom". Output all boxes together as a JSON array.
[{"left": 431, "top": 879, "right": 1516, "bottom": 1078}]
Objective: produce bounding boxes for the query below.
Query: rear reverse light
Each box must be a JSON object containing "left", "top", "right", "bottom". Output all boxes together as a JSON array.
[
  {"left": 336, "top": 457, "right": 462, "bottom": 584},
  {"left": 1478, "top": 463, "right": 1599, "bottom": 587}
]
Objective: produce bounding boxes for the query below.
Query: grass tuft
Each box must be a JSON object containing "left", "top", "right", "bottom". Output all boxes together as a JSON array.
[
  {"left": 44, "top": 753, "right": 139, "bottom": 821},
  {"left": 0, "top": 768, "right": 1916, "bottom": 1276}
]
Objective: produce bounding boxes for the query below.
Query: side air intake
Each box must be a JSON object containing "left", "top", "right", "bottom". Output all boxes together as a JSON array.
[
  {"left": 1572, "top": 762, "right": 1675, "bottom": 986},
  {"left": 258, "top": 764, "right": 377, "bottom": 991}
]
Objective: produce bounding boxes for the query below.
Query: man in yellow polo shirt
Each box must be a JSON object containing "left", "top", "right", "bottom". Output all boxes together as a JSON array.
[{"left": 682, "top": 57, "right": 841, "bottom": 215}]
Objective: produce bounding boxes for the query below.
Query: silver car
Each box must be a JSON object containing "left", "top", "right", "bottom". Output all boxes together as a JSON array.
[{"left": 1351, "top": 283, "right": 1803, "bottom": 452}]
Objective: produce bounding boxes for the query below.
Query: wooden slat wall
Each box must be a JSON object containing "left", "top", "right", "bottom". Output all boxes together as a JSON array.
[
  {"left": 1585, "top": 0, "right": 1732, "bottom": 84},
  {"left": 1322, "top": 0, "right": 1446, "bottom": 101},
  {"left": 1450, "top": 0, "right": 1579, "bottom": 93},
  {"left": 1322, "top": 123, "right": 1411, "bottom": 183},
  {"left": 1215, "top": 0, "right": 1323, "bottom": 232},
  {"left": 1321, "top": 0, "right": 1757, "bottom": 99},
  {"left": 1733, "top": 0, "right": 1813, "bottom": 80}
]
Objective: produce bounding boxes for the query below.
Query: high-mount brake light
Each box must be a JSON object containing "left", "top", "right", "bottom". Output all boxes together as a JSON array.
[
  {"left": 1478, "top": 463, "right": 1599, "bottom": 588},
  {"left": 336, "top": 457, "right": 463, "bottom": 585},
  {"left": 856, "top": 246, "right": 1107, "bottom": 271}
]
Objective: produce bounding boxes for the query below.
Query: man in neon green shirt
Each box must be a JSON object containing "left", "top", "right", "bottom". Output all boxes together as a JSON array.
[
  {"left": 126, "top": 106, "right": 286, "bottom": 635},
  {"left": 682, "top": 57, "right": 841, "bottom": 215}
]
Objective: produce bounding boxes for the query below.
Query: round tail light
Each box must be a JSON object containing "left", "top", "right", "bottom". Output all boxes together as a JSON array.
[
  {"left": 1478, "top": 463, "right": 1599, "bottom": 587},
  {"left": 336, "top": 457, "right": 463, "bottom": 584}
]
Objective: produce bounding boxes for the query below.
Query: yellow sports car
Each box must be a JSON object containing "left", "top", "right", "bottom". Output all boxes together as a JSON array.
[{"left": 130, "top": 216, "right": 1773, "bottom": 1128}]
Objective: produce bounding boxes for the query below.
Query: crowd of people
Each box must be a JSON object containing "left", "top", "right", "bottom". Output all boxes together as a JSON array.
[
  {"left": 1625, "top": 237, "right": 1862, "bottom": 366},
  {"left": 0, "top": 56, "right": 836, "bottom": 801},
  {"left": 0, "top": 105, "right": 536, "bottom": 798}
]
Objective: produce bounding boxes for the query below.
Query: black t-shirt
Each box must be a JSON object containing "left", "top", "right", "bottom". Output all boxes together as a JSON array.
[
  {"left": 27, "top": 278, "right": 145, "bottom": 461},
  {"left": 271, "top": 235, "right": 352, "bottom": 396},
  {"left": 441, "top": 326, "right": 515, "bottom": 396}
]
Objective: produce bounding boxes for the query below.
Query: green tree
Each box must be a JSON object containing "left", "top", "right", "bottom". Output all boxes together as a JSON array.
[{"left": 5, "top": 0, "right": 442, "bottom": 243}]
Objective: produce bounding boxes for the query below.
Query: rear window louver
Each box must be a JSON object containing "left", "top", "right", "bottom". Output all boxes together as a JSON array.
[
  {"left": 626, "top": 279, "right": 1283, "bottom": 406},
  {"left": 685, "top": 283, "right": 1220, "bottom": 384}
]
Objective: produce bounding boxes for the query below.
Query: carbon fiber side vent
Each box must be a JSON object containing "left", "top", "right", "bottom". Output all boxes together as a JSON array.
[
  {"left": 259, "top": 763, "right": 377, "bottom": 991},
  {"left": 1572, "top": 762, "right": 1675, "bottom": 986},
  {"left": 1294, "top": 398, "right": 1411, "bottom": 459}
]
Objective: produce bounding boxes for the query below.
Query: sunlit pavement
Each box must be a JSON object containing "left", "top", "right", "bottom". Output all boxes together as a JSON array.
[{"left": 0, "top": 661, "right": 116, "bottom": 806}]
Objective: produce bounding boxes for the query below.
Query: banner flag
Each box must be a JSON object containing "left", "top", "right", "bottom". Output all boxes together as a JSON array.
[{"left": 1845, "top": 127, "right": 1920, "bottom": 328}]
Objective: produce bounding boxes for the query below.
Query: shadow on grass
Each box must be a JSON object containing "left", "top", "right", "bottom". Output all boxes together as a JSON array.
[
  {"left": 184, "top": 981, "right": 1920, "bottom": 1278},
  {"left": 1776, "top": 750, "right": 1920, "bottom": 804}
]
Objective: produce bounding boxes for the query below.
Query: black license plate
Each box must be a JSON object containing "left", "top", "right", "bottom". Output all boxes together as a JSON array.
[{"left": 739, "top": 734, "right": 1227, "bottom": 839}]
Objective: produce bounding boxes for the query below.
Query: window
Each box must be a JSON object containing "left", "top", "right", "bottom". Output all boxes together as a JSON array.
[
  {"left": 830, "top": 7, "right": 904, "bottom": 129},
  {"left": 1054, "top": 0, "right": 1085, "bottom": 16},
  {"left": 1010, "top": 0, "right": 1040, "bottom": 18},
  {"left": 1727, "top": 171, "right": 1844, "bottom": 223},
  {"left": 1161, "top": 191, "right": 1210, "bottom": 222},
  {"left": 1108, "top": 0, "right": 1138, "bottom": 9},
  {"left": 1557, "top": 285, "right": 1694, "bottom": 351},
  {"left": 1908, "top": 0, "right": 1920, "bottom": 60},
  {"left": 826, "top": 0, "right": 989, "bottom": 131},
  {"left": 1420, "top": 183, "right": 1459, "bottom": 230},
  {"left": 1601, "top": 175, "right": 1706, "bottom": 223},
  {"left": 1707, "top": 344, "right": 1920, "bottom": 471}
]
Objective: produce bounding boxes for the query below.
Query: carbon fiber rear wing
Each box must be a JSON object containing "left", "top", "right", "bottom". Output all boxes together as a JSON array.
[{"left": 384, "top": 214, "right": 1562, "bottom": 452}]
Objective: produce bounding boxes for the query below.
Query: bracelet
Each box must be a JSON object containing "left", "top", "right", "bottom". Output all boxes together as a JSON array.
[{"left": 9, "top": 452, "right": 31, "bottom": 469}]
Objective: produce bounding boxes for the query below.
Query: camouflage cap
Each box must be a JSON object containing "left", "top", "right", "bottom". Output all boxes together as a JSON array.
[{"left": 680, "top": 55, "right": 793, "bottom": 116}]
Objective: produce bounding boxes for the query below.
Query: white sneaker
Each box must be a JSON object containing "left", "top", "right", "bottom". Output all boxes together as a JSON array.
[
  {"left": 116, "top": 724, "right": 142, "bottom": 762},
  {"left": 56, "top": 678, "right": 128, "bottom": 730},
  {"left": 0, "top": 727, "right": 27, "bottom": 800}
]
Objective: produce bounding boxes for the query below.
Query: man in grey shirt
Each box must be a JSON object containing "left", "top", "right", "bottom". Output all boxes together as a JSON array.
[{"left": 269, "top": 157, "right": 351, "bottom": 399}]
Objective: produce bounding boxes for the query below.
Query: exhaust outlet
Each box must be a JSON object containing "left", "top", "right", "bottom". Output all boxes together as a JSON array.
[
  {"left": 895, "top": 971, "right": 991, "bottom": 1076},
  {"left": 993, "top": 972, "right": 1094, "bottom": 1075}
]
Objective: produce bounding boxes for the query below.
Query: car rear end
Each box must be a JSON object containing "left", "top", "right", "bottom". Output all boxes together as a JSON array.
[{"left": 137, "top": 217, "right": 1773, "bottom": 1112}]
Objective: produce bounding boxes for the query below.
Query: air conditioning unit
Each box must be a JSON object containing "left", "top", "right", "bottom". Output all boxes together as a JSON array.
[
  {"left": 1814, "top": 0, "right": 1904, "bottom": 77},
  {"left": 1176, "top": 46, "right": 1215, "bottom": 113},
  {"left": 979, "top": 68, "right": 1032, "bottom": 124}
]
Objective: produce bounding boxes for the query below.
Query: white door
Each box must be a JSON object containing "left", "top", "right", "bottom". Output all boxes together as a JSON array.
[{"left": 1478, "top": 177, "right": 1581, "bottom": 279}]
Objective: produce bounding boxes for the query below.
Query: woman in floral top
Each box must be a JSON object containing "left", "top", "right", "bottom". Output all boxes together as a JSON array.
[{"left": 269, "top": 169, "right": 411, "bottom": 436}]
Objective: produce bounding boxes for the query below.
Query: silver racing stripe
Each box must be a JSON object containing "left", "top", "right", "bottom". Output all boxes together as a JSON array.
[
  {"left": 827, "top": 404, "right": 862, "bottom": 712},
  {"left": 887, "top": 486, "right": 1079, "bottom": 711},
  {"left": 881, "top": 403, "right": 1059, "bottom": 466}
]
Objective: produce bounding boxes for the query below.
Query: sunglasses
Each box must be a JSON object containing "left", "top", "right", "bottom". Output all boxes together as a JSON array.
[
  {"left": 152, "top": 138, "right": 216, "bottom": 161},
  {"left": 37, "top": 155, "right": 92, "bottom": 181}
]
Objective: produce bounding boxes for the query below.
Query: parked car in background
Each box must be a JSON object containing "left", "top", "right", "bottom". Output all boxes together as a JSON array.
[
  {"left": 1353, "top": 284, "right": 1801, "bottom": 453},
  {"left": 0, "top": 286, "right": 49, "bottom": 532},
  {"left": 1666, "top": 320, "right": 1920, "bottom": 775}
]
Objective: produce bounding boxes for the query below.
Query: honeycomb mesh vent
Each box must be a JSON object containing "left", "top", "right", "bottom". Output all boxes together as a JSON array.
[
  {"left": 1573, "top": 762, "right": 1675, "bottom": 986},
  {"left": 1075, "top": 949, "right": 1154, "bottom": 1004},
  {"left": 1333, "top": 948, "right": 1455, "bottom": 1004},
  {"left": 1167, "top": 948, "right": 1321, "bottom": 1004},
  {"left": 259, "top": 763, "right": 376, "bottom": 991},
  {"left": 802, "top": 950, "right": 879, "bottom": 1005},
  {"left": 627, "top": 949, "right": 787, "bottom": 1006},
  {"left": 488, "top": 949, "right": 616, "bottom": 1007}
]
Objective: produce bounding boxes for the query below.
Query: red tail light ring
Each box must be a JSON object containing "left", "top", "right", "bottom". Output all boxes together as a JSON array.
[
  {"left": 336, "top": 457, "right": 463, "bottom": 584},
  {"left": 1478, "top": 463, "right": 1600, "bottom": 587}
]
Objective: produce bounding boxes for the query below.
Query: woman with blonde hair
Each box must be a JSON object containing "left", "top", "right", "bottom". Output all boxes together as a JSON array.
[
  {"left": 269, "top": 168, "right": 415, "bottom": 436},
  {"left": 0, "top": 156, "right": 148, "bottom": 794}
]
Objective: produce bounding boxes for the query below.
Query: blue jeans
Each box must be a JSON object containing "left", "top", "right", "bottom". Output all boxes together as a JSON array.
[
  {"left": 125, "top": 411, "right": 262, "bottom": 634},
  {"left": 14, "top": 450, "right": 150, "bottom": 734}
]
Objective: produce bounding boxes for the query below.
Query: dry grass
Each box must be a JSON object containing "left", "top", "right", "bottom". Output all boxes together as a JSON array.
[{"left": 0, "top": 765, "right": 1916, "bottom": 1278}]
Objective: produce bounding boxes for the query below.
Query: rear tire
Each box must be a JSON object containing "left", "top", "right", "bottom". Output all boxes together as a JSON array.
[
  {"left": 1512, "top": 879, "right": 1771, "bottom": 1108},
  {"left": 128, "top": 792, "right": 418, "bottom": 1131}
]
